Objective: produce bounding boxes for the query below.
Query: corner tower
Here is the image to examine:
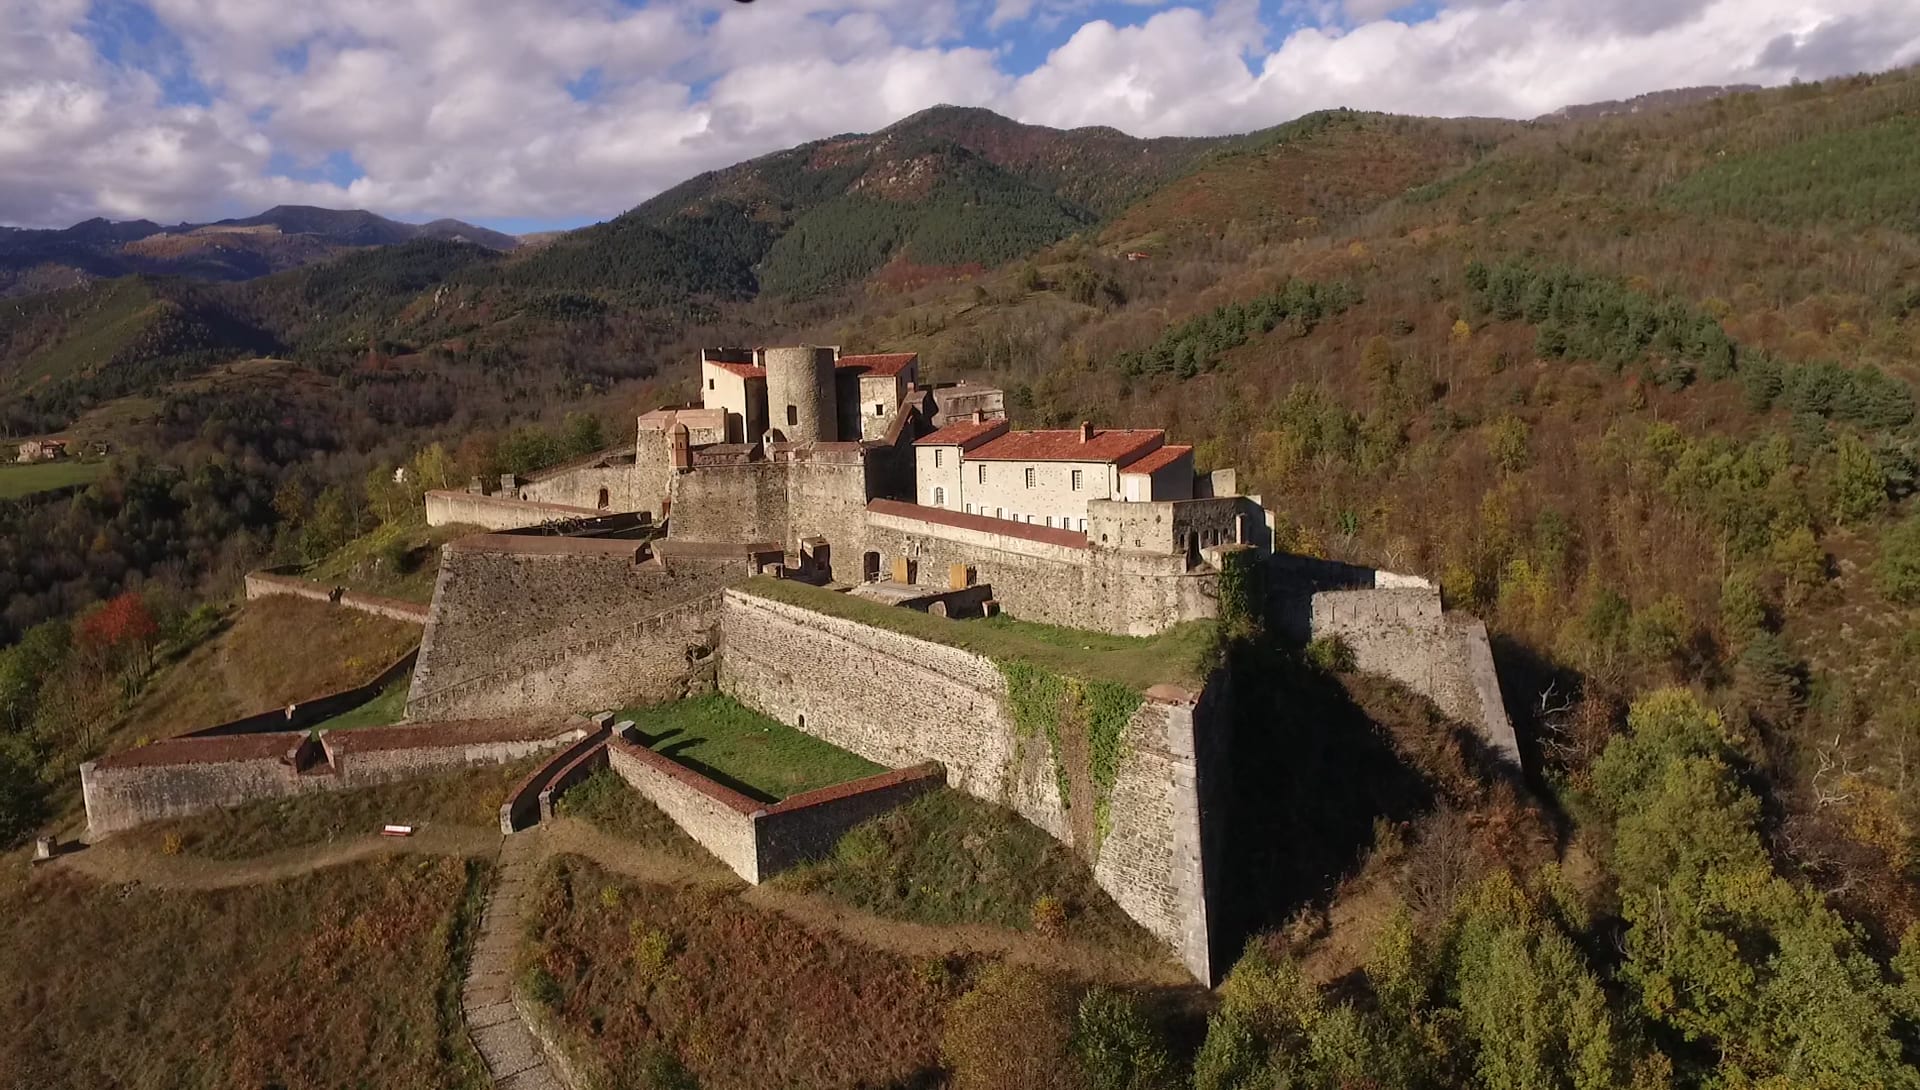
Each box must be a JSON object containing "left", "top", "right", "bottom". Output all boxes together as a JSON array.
[{"left": 764, "top": 346, "right": 838, "bottom": 443}]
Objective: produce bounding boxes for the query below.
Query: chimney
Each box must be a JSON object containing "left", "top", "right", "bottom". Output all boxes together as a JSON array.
[
  {"left": 1079, "top": 421, "right": 1093, "bottom": 443},
  {"left": 972, "top": 409, "right": 984, "bottom": 424}
]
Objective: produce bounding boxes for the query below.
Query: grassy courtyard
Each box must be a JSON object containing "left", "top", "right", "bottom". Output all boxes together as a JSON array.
[{"left": 618, "top": 694, "right": 882, "bottom": 802}]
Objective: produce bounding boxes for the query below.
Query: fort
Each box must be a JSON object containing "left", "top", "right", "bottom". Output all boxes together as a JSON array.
[{"left": 79, "top": 343, "right": 1519, "bottom": 989}]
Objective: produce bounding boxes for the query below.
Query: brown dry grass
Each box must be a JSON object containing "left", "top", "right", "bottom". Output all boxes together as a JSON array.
[
  {"left": 0, "top": 856, "right": 489, "bottom": 1090},
  {"left": 116, "top": 595, "right": 420, "bottom": 743}
]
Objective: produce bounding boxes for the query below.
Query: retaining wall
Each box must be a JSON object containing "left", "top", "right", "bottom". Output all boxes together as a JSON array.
[
  {"left": 243, "top": 568, "right": 431, "bottom": 623},
  {"left": 425, "top": 490, "right": 602, "bottom": 530},
  {"left": 500, "top": 719, "right": 613, "bottom": 833},
  {"left": 604, "top": 736, "right": 944, "bottom": 883},
  {"left": 82, "top": 718, "right": 586, "bottom": 835},
  {"left": 182, "top": 648, "right": 419, "bottom": 738},
  {"left": 715, "top": 587, "right": 1220, "bottom": 979}
]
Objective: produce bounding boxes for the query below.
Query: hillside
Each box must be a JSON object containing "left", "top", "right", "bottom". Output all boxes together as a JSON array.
[{"left": 0, "top": 205, "right": 519, "bottom": 298}]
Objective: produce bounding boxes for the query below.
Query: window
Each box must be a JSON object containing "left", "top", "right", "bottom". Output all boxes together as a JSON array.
[
  {"left": 965, "top": 503, "right": 973, "bottom": 514},
  {"left": 934, "top": 449, "right": 943, "bottom": 467},
  {"left": 1071, "top": 469, "right": 1083, "bottom": 491},
  {"left": 1024, "top": 467, "right": 1036, "bottom": 488},
  {"left": 1044, "top": 516, "right": 1053, "bottom": 527},
  {"left": 786, "top": 404, "right": 798, "bottom": 427},
  {"left": 1026, "top": 514, "right": 1036, "bottom": 524},
  {"left": 1077, "top": 518, "right": 1086, "bottom": 531},
  {"left": 995, "top": 507, "right": 1004, "bottom": 519},
  {"left": 977, "top": 464, "right": 986, "bottom": 484},
  {"left": 874, "top": 403, "right": 884, "bottom": 416},
  {"left": 933, "top": 486, "right": 945, "bottom": 506},
  {"left": 707, "top": 378, "right": 715, "bottom": 391}
]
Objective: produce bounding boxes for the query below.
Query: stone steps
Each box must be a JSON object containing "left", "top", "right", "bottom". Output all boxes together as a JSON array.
[{"left": 462, "top": 828, "right": 566, "bottom": 1089}]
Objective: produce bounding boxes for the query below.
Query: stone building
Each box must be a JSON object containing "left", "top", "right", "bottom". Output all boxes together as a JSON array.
[{"left": 913, "top": 418, "right": 1196, "bottom": 531}]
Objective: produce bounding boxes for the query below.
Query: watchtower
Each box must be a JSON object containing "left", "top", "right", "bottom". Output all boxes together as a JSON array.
[{"left": 763, "top": 346, "right": 838, "bottom": 443}]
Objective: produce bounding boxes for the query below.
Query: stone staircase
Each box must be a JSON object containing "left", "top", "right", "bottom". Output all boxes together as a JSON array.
[{"left": 462, "top": 830, "right": 563, "bottom": 1090}]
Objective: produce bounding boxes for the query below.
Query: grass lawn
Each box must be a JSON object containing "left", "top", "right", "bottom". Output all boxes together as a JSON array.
[
  {"left": 619, "top": 694, "right": 882, "bottom": 803},
  {"left": 123, "top": 758, "right": 544, "bottom": 859},
  {"left": 314, "top": 674, "right": 411, "bottom": 731},
  {"left": 780, "top": 788, "right": 1167, "bottom": 959},
  {"left": 0, "top": 459, "right": 107, "bottom": 499},
  {"left": 739, "top": 577, "right": 1218, "bottom": 690},
  {"left": 0, "top": 857, "right": 489, "bottom": 1090}
]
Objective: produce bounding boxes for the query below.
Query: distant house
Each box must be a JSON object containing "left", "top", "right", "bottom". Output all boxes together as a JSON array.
[{"left": 15, "top": 439, "right": 68, "bottom": 463}]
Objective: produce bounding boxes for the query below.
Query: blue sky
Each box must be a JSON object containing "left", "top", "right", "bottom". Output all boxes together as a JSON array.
[{"left": 2, "top": 0, "right": 1915, "bottom": 232}]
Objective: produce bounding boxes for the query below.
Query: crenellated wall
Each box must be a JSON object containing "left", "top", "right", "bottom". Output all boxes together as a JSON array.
[{"left": 715, "top": 588, "right": 1222, "bottom": 980}]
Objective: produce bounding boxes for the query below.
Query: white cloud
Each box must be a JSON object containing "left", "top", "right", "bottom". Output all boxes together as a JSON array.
[{"left": 0, "top": 0, "right": 1916, "bottom": 228}]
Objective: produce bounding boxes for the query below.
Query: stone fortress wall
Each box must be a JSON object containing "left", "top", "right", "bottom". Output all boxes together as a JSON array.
[
  {"left": 243, "top": 567, "right": 432, "bottom": 624},
  {"left": 80, "top": 718, "right": 588, "bottom": 835},
  {"left": 716, "top": 589, "right": 1223, "bottom": 982},
  {"left": 424, "top": 490, "right": 603, "bottom": 531},
  {"left": 404, "top": 535, "right": 733, "bottom": 722}
]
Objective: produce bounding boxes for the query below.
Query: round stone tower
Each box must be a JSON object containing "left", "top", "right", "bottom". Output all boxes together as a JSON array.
[{"left": 763, "top": 345, "right": 838, "bottom": 443}]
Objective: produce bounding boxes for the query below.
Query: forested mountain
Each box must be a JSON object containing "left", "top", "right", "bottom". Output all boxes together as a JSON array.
[
  {"left": 0, "top": 204, "right": 519, "bottom": 298},
  {"left": 4, "top": 71, "right": 1920, "bottom": 1088}
]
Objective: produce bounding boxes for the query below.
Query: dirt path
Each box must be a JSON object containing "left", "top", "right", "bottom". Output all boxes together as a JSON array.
[{"left": 50, "top": 823, "right": 498, "bottom": 890}]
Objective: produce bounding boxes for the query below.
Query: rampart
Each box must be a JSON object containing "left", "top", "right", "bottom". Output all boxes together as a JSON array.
[
  {"left": 516, "top": 447, "right": 646, "bottom": 513},
  {"left": 405, "top": 535, "right": 731, "bottom": 721},
  {"left": 424, "top": 490, "right": 602, "bottom": 530},
  {"left": 1309, "top": 588, "right": 1519, "bottom": 765},
  {"left": 182, "top": 648, "right": 419, "bottom": 738},
  {"left": 243, "top": 568, "right": 432, "bottom": 623},
  {"left": 604, "top": 735, "right": 944, "bottom": 883},
  {"left": 715, "top": 588, "right": 1221, "bottom": 979},
  {"left": 81, "top": 718, "right": 585, "bottom": 835}
]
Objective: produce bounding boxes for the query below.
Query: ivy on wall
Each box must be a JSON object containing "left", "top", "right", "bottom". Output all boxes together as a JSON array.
[{"left": 999, "top": 660, "right": 1144, "bottom": 855}]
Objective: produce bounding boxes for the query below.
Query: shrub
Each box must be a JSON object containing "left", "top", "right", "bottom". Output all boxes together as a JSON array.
[
  {"left": 1877, "top": 516, "right": 1920, "bottom": 605},
  {"left": 1827, "top": 432, "right": 1889, "bottom": 525},
  {"left": 1071, "top": 987, "right": 1175, "bottom": 1090},
  {"left": 1031, "top": 894, "right": 1068, "bottom": 936},
  {"left": 160, "top": 832, "right": 186, "bottom": 857},
  {"left": 1306, "top": 635, "right": 1356, "bottom": 673},
  {"left": 943, "top": 962, "right": 1085, "bottom": 1090}
]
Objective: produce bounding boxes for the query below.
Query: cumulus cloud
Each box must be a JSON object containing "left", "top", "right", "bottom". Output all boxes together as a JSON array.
[{"left": 1, "top": 0, "right": 1917, "bottom": 229}]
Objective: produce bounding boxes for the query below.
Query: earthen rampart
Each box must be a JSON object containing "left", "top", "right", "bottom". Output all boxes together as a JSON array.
[{"left": 243, "top": 568, "right": 432, "bottom": 623}]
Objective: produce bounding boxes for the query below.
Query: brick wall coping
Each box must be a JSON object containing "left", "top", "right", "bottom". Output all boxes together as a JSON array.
[
  {"left": 607, "top": 736, "right": 761, "bottom": 815},
  {"left": 92, "top": 731, "right": 305, "bottom": 770},
  {"left": 866, "top": 498, "right": 1090, "bottom": 549},
  {"left": 759, "top": 762, "right": 944, "bottom": 816},
  {"left": 652, "top": 539, "right": 782, "bottom": 560},
  {"left": 425, "top": 489, "right": 602, "bottom": 516},
  {"left": 446, "top": 533, "right": 644, "bottom": 559},
  {"left": 324, "top": 717, "right": 580, "bottom": 755}
]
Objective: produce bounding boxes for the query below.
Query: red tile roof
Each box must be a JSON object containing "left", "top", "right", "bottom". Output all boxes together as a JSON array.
[
  {"left": 965, "top": 428, "right": 1164, "bottom": 465},
  {"left": 705, "top": 360, "right": 766, "bottom": 379},
  {"left": 867, "top": 498, "right": 1089, "bottom": 549},
  {"left": 914, "top": 418, "right": 1009, "bottom": 449},
  {"left": 1120, "top": 444, "right": 1192, "bottom": 475},
  {"left": 837, "top": 352, "right": 918, "bottom": 377}
]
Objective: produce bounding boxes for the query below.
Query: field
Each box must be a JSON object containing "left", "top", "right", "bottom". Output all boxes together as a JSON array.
[
  {"left": 120, "top": 758, "right": 543, "bottom": 859},
  {"left": 619, "top": 693, "right": 883, "bottom": 802},
  {"left": 740, "top": 577, "right": 1218, "bottom": 689},
  {"left": 0, "top": 857, "right": 489, "bottom": 1090},
  {"left": 0, "top": 459, "right": 106, "bottom": 499}
]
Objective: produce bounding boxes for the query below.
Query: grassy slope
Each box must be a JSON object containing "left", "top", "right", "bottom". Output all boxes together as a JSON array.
[
  {"left": 741, "top": 577, "right": 1216, "bottom": 689},
  {"left": 0, "top": 278, "right": 160, "bottom": 393},
  {"left": 619, "top": 693, "right": 883, "bottom": 802},
  {"left": 522, "top": 854, "right": 951, "bottom": 1090},
  {"left": 553, "top": 768, "right": 709, "bottom": 857},
  {"left": 302, "top": 513, "right": 486, "bottom": 603},
  {"left": 0, "top": 459, "right": 106, "bottom": 498},
  {"left": 0, "top": 857, "right": 489, "bottom": 1090},
  {"left": 780, "top": 787, "right": 1166, "bottom": 958},
  {"left": 114, "top": 595, "right": 420, "bottom": 744}
]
